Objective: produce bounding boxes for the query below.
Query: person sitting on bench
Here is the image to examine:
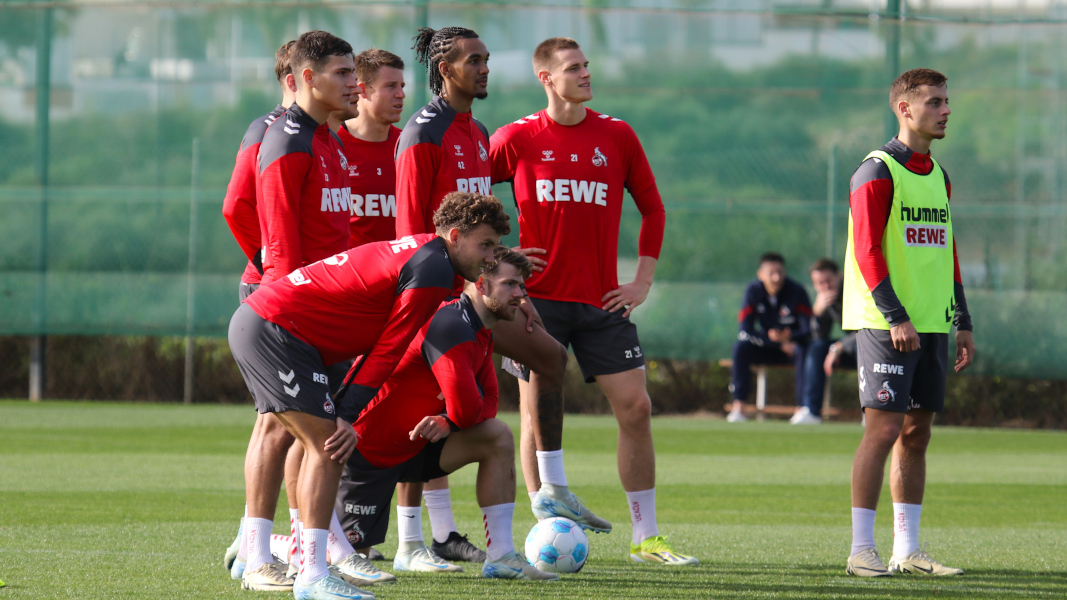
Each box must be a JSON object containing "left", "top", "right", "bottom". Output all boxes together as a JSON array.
[
  {"left": 727, "top": 252, "right": 812, "bottom": 422},
  {"left": 793, "top": 258, "right": 858, "bottom": 425}
]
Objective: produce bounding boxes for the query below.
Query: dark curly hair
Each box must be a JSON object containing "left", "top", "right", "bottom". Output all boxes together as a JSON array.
[
  {"left": 412, "top": 26, "right": 479, "bottom": 96},
  {"left": 433, "top": 191, "right": 510, "bottom": 236}
]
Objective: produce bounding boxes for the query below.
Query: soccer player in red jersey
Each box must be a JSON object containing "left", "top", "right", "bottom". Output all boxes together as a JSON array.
[
  {"left": 230, "top": 30, "right": 358, "bottom": 595},
  {"left": 394, "top": 25, "right": 575, "bottom": 563},
  {"left": 229, "top": 191, "right": 510, "bottom": 599},
  {"left": 336, "top": 248, "right": 557, "bottom": 581},
  {"left": 489, "top": 37, "right": 697, "bottom": 565},
  {"left": 220, "top": 40, "right": 301, "bottom": 580},
  {"left": 339, "top": 49, "right": 405, "bottom": 249}
]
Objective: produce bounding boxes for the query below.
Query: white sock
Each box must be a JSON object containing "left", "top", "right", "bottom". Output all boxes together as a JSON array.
[
  {"left": 328, "top": 510, "right": 355, "bottom": 562},
  {"left": 244, "top": 517, "right": 274, "bottom": 572},
  {"left": 851, "top": 507, "right": 877, "bottom": 555},
  {"left": 270, "top": 534, "right": 292, "bottom": 560},
  {"left": 288, "top": 509, "right": 301, "bottom": 568},
  {"left": 481, "top": 503, "right": 515, "bottom": 561},
  {"left": 892, "top": 503, "right": 922, "bottom": 557},
  {"left": 528, "top": 491, "right": 539, "bottom": 503},
  {"left": 626, "top": 488, "right": 659, "bottom": 545},
  {"left": 536, "top": 450, "right": 568, "bottom": 487},
  {"left": 300, "top": 528, "right": 329, "bottom": 584},
  {"left": 423, "top": 488, "right": 458, "bottom": 543},
  {"left": 397, "top": 505, "right": 424, "bottom": 542}
]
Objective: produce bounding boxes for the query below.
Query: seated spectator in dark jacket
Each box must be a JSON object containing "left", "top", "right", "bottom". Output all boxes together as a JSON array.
[
  {"left": 792, "top": 258, "right": 857, "bottom": 425},
  {"left": 728, "top": 253, "right": 812, "bottom": 422}
]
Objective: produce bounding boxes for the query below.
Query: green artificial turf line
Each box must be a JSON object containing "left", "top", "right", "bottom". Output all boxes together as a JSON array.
[{"left": 0, "top": 401, "right": 1064, "bottom": 599}]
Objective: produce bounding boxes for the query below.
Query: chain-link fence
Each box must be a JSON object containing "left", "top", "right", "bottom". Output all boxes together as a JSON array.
[{"left": 2, "top": 1, "right": 1067, "bottom": 404}]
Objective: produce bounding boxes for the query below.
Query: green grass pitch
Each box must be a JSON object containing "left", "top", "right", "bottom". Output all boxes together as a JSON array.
[{"left": 0, "top": 400, "right": 1064, "bottom": 599}]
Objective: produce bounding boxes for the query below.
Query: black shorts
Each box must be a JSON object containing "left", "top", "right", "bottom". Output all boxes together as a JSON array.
[
  {"left": 335, "top": 441, "right": 449, "bottom": 548},
  {"left": 504, "top": 297, "right": 645, "bottom": 383},
  {"left": 238, "top": 282, "right": 260, "bottom": 302},
  {"left": 228, "top": 303, "right": 339, "bottom": 421},
  {"left": 855, "top": 328, "right": 948, "bottom": 413}
]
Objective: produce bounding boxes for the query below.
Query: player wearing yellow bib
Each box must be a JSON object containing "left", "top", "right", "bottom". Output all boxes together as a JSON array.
[{"left": 843, "top": 69, "right": 975, "bottom": 578}]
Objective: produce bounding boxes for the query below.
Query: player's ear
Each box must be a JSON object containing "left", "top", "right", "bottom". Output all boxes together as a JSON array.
[
  {"left": 285, "top": 73, "right": 297, "bottom": 93},
  {"left": 897, "top": 99, "right": 911, "bottom": 119},
  {"left": 357, "top": 81, "right": 368, "bottom": 99},
  {"left": 448, "top": 227, "right": 462, "bottom": 244},
  {"left": 301, "top": 67, "right": 315, "bottom": 87},
  {"left": 537, "top": 68, "right": 551, "bottom": 87},
  {"left": 438, "top": 59, "right": 451, "bottom": 80}
]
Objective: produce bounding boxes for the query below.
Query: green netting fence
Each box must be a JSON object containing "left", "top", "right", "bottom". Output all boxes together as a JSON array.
[{"left": 3, "top": 1, "right": 1067, "bottom": 385}]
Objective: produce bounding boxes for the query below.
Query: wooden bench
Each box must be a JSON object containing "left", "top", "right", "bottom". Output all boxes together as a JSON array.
[{"left": 718, "top": 359, "right": 840, "bottom": 418}]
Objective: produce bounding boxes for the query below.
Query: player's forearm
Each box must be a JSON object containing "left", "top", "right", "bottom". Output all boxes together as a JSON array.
[{"left": 633, "top": 256, "right": 657, "bottom": 287}]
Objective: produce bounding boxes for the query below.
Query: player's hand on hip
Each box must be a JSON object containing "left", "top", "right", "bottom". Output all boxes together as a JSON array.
[
  {"left": 409, "top": 415, "right": 451, "bottom": 443},
  {"left": 954, "top": 330, "right": 975, "bottom": 373},
  {"left": 512, "top": 246, "right": 547, "bottom": 272},
  {"left": 326, "top": 417, "right": 358, "bottom": 464},
  {"left": 890, "top": 321, "right": 921, "bottom": 353},
  {"left": 602, "top": 280, "right": 651, "bottom": 318}
]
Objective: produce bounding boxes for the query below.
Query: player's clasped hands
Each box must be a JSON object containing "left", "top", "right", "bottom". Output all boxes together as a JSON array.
[{"left": 325, "top": 417, "right": 358, "bottom": 464}]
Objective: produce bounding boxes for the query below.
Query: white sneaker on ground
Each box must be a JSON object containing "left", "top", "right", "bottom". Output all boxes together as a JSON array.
[
  {"left": 888, "top": 546, "right": 963, "bottom": 576},
  {"left": 846, "top": 547, "right": 891, "bottom": 577},
  {"left": 791, "top": 407, "right": 823, "bottom": 425},
  {"left": 293, "top": 573, "right": 375, "bottom": 600},
  {"left": 392, "top": 543, "right": 463, "bottom": 573},
  {"left": 726, "top": 409, "right": 748, "bottom": 423},
  {"left": 481, "top": 550, "right": 559, "bottom": 581},
  {"left": 331, "top": 552, "right": 397, "bottom": 586}
]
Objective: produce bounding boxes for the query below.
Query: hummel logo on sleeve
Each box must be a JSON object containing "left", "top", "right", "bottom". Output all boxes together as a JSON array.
[
  {"left": 283, "top": 118, "right": 301, "bottom": 135},
  {"left": 415, "top": 109, "right": 437, "bottom": 125}
]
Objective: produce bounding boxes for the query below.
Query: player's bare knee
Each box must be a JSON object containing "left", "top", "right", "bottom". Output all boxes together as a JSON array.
[
  {"left": 898, "top": 423, "right": 931, "bottom": 452},
  {"left": 484, "top": 418, "right": 515, "bottom": 457},
  {"left": 614, "top": 392, "right": 652, "bottom": 432}
]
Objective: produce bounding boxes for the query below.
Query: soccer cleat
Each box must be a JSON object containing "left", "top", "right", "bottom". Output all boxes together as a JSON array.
[
  {"left": 293, "top": 573, "right": 375, "bottom": 600},
  {"left": 482, "top": 550, "right": 560, "bottom": 581},
  {"left": 629, "top": 536, "right": 699, "bottom": 565},
  {"left": 790, "top": 407, "right": 823, "bottom": 425},
  {"left": 230, "top": 556, "right": 246, "bottom": 580},
  {"left": 888, "top": 546, "right": 963, "bottom": 576},
  {"left": 431, "top": 531, "right": 487, "bottom": 563},
  {"left": 224, "top": 522, "right": 242, "bottom": 571},
  {"left": 726, "top": 409, "right": 748, "bottom": 423},
  {"left": 241, "top": 560, "right": 295, "bottom": 591},
  {"left": 532, "top": 484, "right": 612, "bottom": 533},
  {"left": 393, "top": 543, "right": 463, "bottom": 573},
  {"left": 287, "top": 558, "right": 299, "bottom": 581},
  {"left": 331, "top": 552, "right": 397, "bottom": 586},
  {"left": 846, "top": 547, "right": 891, "bottom": 577},
  {"left": 363, "top": 547, "right": 386, "bottom": 561}
]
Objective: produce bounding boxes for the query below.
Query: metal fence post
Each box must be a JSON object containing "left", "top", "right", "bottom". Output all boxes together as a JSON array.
[
  {"left": 30, "top": 7, "right": 54, "bottom": 402},
  {"left": 184, "top": 138, "right": 201, "bottom": 405}
]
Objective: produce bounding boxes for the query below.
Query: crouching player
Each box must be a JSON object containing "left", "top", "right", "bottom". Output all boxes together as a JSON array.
[{"left": 336, "top": 247, "right": 558, "bottom": 581}]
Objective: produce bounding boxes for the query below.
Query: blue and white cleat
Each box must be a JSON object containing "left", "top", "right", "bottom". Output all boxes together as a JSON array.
[
  {"left": 331, "top": 552, "right": 397, "bottom": 586},
  {"left": 294, "top": 573, "right": 375, "bottom": 600},
  {"left": 482, "top": 550, "right": 559, "bottom": 581},
  {"left": 392, "top": 543, "right": 463, "bottom": 573},
  {"left": 229, "top": 556, "right": 246, "bottom": 580},
  {"left": 532, "top": 483, "right": 612, "bottom": 533},
  {"left": 223, "top": 520, "right": 242, "bottom": 571}
]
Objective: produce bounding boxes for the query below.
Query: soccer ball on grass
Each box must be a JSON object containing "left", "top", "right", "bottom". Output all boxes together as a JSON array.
[{"left": 524, "top": 517, "right": 589, "bottom": 573}]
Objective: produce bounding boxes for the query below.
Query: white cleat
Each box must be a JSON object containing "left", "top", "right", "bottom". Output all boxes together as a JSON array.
[
  {"left": 889, "top": 546, "right": 963, "bottom": 576},
  {"left": 331, "top": 552, "right": 397, "bottom": 586},
  {"left": 392, "top": 543, "right": 463, "bottom": 573},
  {"left": 242, "top": 559, "right": 296, "bottom": 591},
  {"left": 532, "top": 483, "right": 612, "bottom": 533},
  {"left": 481, "top": 551, "right": 559, "bottom": 581},
  {"left": 846, "top": 547, "right": 891, "bottom": 577},
  {"left": 294, "top": 573, "right": 375, "bottom": 600}
]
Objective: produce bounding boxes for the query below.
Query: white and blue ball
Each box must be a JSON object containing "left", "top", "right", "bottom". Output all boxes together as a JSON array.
[{"left": 524, "top": 517, "right": 589, "bottom": 573}]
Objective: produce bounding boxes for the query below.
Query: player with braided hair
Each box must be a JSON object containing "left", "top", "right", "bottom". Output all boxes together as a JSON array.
[{"left": 393, "top": 25, "right": 498, "bottom": 566}]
